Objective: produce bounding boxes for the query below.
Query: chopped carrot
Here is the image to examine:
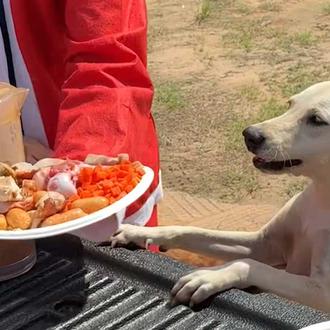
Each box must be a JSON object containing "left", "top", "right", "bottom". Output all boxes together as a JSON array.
[
  {"left": 80, "top": 190, "right": 93, "bottom": 198},
  {"left": 108, "top": 196, "right": 116, "bottom": 204},
  {"left": 110, "top": 186, "right": 121, "bottom": 197},
  {"left": 66, "top": 159, "right": 144, "bottom": 209},
  {"left": 79, "top": 167, "right": 93, "bottom": 184},
  {"left": 125, "top": 185, "right": 133, "bottom": 193},
  {"left": 118, "top": 191, "right": 127, "bottom": 199},
  {"left": 131, "top": 178, "right": 139, "bottom": 187},
  {"left": 102, "top": 180, "right": 114, "bottom": 188},
  {"left": 92, "top": 190, "right": 105, "bottom": 197}
]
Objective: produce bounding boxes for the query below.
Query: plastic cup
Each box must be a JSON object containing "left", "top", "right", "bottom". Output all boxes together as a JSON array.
[
  {"left": 0, "top": 240, "right": 36, "bottom": 281},
  {"left": 0, "top": 82, "right": 33, "bottom": 281}
]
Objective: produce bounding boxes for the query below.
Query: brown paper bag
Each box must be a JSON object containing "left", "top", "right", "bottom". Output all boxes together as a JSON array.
[{"left": 0, "top": 83, "right": 28, "bottom": 164}]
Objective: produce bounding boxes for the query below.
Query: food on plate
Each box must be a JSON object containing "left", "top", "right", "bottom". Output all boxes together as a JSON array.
[
  {"left": 41, "top": 208, "right": 87, "bottom": 227},
  {"left": 0, "top": 176, "right": 22, "bottom": 202},
  {"left": 6, "top": 208, "right": 32, "bottom": 229},
  {"left": 0, "top": 163, "right": 16, "bottom": 178},
  {"left": 47, "top": 172, "right": 77, "bottom": 198},
  {"left": 33, "top": 190, "right": 47, "bottom": 205},
  {"left": 70, "top": 196, "right": 109, "bottom": 214},
  {"left": 0, "top": 214, "right": 7, "bottom": 230},
  {"left": 30, "top": 191, "right": 66, "bottom": 228},
  {"left": 22, "top": 179, "right": 38, "bottom": 197},
  {"left": 0, "top": 154, "right": 145, "bottom": 231}
]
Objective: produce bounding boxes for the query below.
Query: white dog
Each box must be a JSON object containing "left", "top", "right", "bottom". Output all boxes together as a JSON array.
[{"left": 110, "top": 81, "right": 330, "bottom": 312}]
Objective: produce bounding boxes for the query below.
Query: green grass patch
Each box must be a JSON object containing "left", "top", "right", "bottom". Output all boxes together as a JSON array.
[
  {"left": 273, "top": 30, "right": 317, "bottom": 52},
  {"left": 196, "top": 0, "right": 211, "bottom": 24},
  {"left": 224, "top": 116, "right": 249, "bottom": 153},
  {"left": 293, "top": 31, "right": 317, "bottom": 47},
  {"left": 280, "top": 64, "right": 322, "bottom": 97},
  {"left": 285, "top": 180, "right": 308, "bottom": 198},
  {"left": 234, "top": 1, "right": 251, "bottom": 14},
  {"left": 221, "top": 167, "right": 259, "bottom": 201},
  {"left": 223, "top": 28, "right": 254, "bottom": 52},
  {"left": 222, "top": 19, "right": 278, "bottom": 53},
  {"left": 256, "top": 98, "right": 286, "bottom": 122},
  {"left": 239, "top": 85, "right": 262, "bottom": 102},
  {"left": 258, "top": 1, "right": 281, "bottom": 12},
  {"left": 322, "top": 2, "right": 330, "bottom": 15},
  {"left": 155, "top": 83, "right": 185, "bottom": 111},
  {"left": 275, "top": 32, "right": 294, "bottom": 51}
]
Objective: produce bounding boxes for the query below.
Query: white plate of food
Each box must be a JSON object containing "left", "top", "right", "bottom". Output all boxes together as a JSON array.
[{"left": 0, "top": 154, "right": 154, "bottom": 241}]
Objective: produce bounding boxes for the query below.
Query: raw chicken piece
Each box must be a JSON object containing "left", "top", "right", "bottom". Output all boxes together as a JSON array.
[
  {"left": 0, "top": 176, "right": 22, "bottom": 202},
  {"left": 47, "top": 172, "right": 77, "bottom": 198},
  {"left": 33, "top": 158, "right": 66, "bottom": 170},
  {"left": 49, "top": 160, "right": 82, "bottom": 177},
  {"left": 84, "top": 154, "right": 119, "bottom": 165},
  {"left": 13, "top": 160, "right": 64, "bottom": 182},
  {"left": 0, "top": 196, "right": 35, "bottom": 213},
  {"left": 12, "top": 162, "right": 34, "bottom": 172},
  {"left": 0, "top": 201, "right": 13, "bottom": 213},
  {"left": 31, "top": 191, "right": 66, "bottom": 228},
  {"left": 10, "top": 197, "right": 34, "bottom": 211},
  {"left": 33, "top": 167, "right": 51, "bottom": 190},
  {"left": 12, "top": 162, "right": 36, "bottom": 181}
]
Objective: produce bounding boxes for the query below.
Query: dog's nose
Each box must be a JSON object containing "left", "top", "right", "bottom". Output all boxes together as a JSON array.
[{"left": 242, "top": 126, "right": 265, "bottom": 152}]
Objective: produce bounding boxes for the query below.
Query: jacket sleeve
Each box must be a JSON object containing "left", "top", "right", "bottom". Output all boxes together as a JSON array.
[{"left": 54, "top": 0, "right": 159, "bottom": 174}]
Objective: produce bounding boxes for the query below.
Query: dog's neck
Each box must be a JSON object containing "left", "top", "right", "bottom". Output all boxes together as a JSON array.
[{"left": 309, "top": 178, "right": 330, "bottom": 209}]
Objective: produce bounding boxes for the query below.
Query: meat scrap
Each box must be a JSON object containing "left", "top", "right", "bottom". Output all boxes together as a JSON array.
[
  {"left": 0, "top": 176, "right": 23, "bottom": 202},
  {"left": 22, "top": 180, "right": 38, "bottom": 197}
]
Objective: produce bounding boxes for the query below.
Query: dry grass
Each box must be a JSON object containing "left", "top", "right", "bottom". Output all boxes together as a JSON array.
[{"left": 148, "top": 0, "right": 330, "bottom": 205}]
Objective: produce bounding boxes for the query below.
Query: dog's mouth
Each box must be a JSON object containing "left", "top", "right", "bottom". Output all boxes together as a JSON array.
[{"left": 253, "top": 157, "right": 303, "bottom": 171}]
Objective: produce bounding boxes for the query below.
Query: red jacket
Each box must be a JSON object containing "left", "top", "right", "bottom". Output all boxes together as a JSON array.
[{"left": 0, "top": 0, "right": 161, "bottom": 231}]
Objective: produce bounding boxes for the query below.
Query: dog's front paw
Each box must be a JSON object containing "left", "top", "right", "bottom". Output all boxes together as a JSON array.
[
  {"left": 110, "top": 224, "right": 152, "bottom": 248},
  {"left": 171, "top": 261, "right": 249, "bottom": 307}
]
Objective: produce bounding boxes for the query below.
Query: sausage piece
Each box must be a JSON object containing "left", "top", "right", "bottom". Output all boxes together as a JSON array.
[
  {"left": 0, "top": 214, "right": 7, "bottom": 230},
  {"left": 6, "top": 208, "right": 32, "bottom": 229},
  {"left": 41, "top": 208, "right": 87, "bottom": 227},
  {"left": 71, "top": 197, "right": 109, "bottom": 214}
]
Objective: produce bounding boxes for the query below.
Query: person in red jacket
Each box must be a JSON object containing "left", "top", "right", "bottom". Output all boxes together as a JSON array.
[{"left": 0, "top": 0, "right": 162, "bottom": 237}]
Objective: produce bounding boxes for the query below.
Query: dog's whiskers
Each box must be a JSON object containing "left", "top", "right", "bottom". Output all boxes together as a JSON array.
[
  {"left": 284, "top": 150, "right": 294, "bottom": 171},
  {"left": 270, "top": 148, "right": 279, "bottom": 162},
  {"left": 263, "top": 147, "right": 277, "bottom": 162},
  {"left": 278, "top": 147, "right": 288, "bottom": 169}
]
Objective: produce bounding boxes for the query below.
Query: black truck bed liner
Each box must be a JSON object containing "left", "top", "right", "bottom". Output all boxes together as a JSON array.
[{"left": 0, "top": 234, "right": 328, "bottom": 330}]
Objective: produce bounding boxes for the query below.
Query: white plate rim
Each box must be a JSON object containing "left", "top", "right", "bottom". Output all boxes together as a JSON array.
[
  {"left": 300, "top": 321, "right": 330, "bottom": 330},
  {"left": 0, "top": 166, "right": 154, "bottom": 240}
]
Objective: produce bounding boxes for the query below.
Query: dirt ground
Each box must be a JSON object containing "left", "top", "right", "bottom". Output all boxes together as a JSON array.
[{"left": 147, "top": 0, "right": 330, "bottom": 207}]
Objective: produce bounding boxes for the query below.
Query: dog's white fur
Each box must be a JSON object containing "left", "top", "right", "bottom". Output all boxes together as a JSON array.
[{"left": 111, "top": 81, "right": 330, "bottom": 312}]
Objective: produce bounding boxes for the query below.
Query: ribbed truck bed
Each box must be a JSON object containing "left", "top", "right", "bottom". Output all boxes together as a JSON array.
[{"left": 0, "top": 235, "right": 328, "bottom": 330}]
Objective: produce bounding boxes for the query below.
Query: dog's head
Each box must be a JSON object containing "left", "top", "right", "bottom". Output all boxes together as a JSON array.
[{"left": 243, "top": 81, "right": 330, "bottom": 179}]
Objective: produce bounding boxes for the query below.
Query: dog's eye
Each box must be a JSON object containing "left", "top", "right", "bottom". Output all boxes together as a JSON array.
[{"left": 307, "top": 114, "right": 329, "bottom": 126}]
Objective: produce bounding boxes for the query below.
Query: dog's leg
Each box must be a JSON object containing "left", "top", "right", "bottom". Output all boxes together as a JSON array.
[
  {"left": 110, "top": 221, "right": 284, "bottom": 265},
  {"left": 111, "top": 194, "right": 298, "bottom": 264},
  {"left": 172, "top": 229, "right": 330, "bottom": 312},
  {"left": 245, "top": 259, "right": 330, "bottom": 312},
  {"left": 171, "top": 257, "right": 330, "bottom": 312}
]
